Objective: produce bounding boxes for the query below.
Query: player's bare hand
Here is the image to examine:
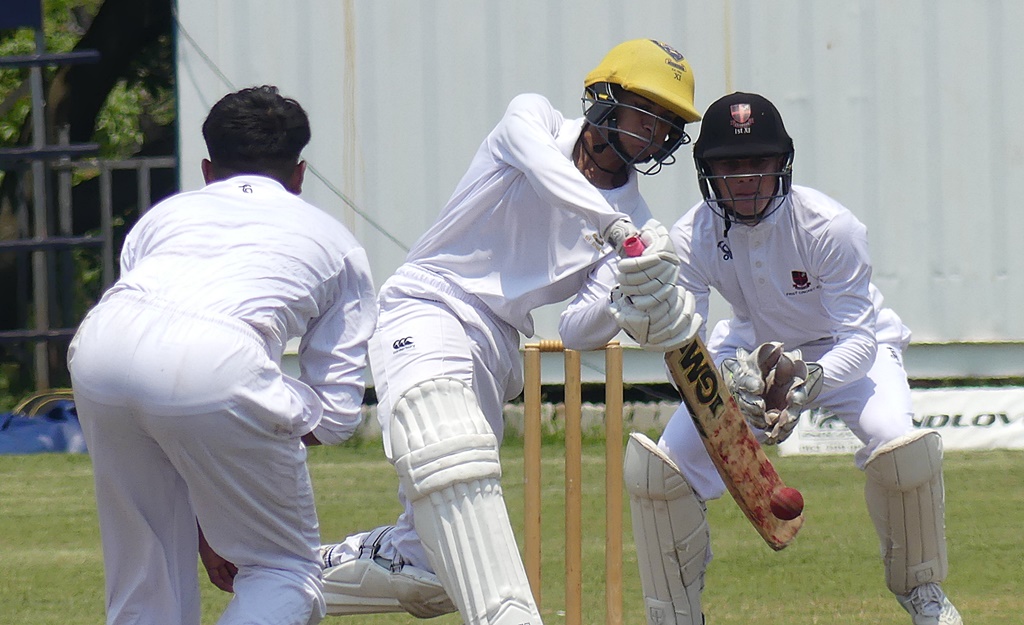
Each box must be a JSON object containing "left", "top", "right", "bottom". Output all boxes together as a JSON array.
[{"left": 199, "top": 527, "right": 237, "bottom": 593}]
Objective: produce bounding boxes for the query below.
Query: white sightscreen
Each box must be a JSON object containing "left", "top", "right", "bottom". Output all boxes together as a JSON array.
[{"left": 176, "top": 0, "right": 1024, "bottom": 380}]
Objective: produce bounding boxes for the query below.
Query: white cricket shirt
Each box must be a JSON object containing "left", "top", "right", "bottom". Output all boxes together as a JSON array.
[
  {"left": 670, "top": 184, "right": 910, "bottom": 391},
  {"left": 403, "top": 93, "right": 651, "bottom": 338},
  {"left": 107, "top": 175, "right": 377, "bottom": 443}
]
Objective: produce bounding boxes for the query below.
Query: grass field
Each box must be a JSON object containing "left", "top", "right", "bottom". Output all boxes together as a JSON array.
[{"left": 1, "top": 437, "right": 1020, "bottom": 624}]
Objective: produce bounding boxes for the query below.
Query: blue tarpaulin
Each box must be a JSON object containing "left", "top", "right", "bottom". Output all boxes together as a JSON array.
[{"left": 0, "top": 400, "right": 86, "bottom": 454}]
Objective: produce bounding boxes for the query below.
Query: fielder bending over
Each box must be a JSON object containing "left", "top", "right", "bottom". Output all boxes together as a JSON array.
[
  {"left": 69, "top": 86, "right": 377, "bottom": 625},
  {"left": 318, "top": 39, "right": 702, "bottom": 625},
  {"left": 605, "top": 92, "right": 963, "bottom": 625}
]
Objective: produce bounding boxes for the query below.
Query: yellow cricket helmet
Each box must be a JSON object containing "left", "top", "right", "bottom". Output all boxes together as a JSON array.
[{"left": 584, "top": 39, "right": 700, "bottom": 123}]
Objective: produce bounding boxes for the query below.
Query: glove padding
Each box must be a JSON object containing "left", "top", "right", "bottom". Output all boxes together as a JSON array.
[
  {"left": 720, "top": 342, "right": 824, "bottom": 444},
  {"left": 609, "top": 284, "right": 702, "bottom": 352},
  {"left": 615, "top": 220, "right": 680, "bottom": 309}
]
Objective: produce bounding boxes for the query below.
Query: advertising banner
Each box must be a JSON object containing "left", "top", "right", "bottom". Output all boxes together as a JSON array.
[{"left": 779, "top": 387, "right": 1024, "bottom": 456}]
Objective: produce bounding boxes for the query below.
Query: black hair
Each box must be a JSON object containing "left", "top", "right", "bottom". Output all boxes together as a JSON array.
[{"left": 201, "top": 85, "right": 311, "bottom": 181}]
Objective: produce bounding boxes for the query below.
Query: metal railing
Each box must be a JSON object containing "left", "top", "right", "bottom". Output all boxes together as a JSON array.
[{"left": 0, "top": 155, "right": 177, "bottom": 388}]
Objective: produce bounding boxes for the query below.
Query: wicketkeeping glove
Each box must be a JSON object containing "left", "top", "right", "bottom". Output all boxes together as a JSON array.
[
  {"left": 614, "top": 220, "right": 680, "bottom": 311},
  {"left": 720, "top": 342, "right": 824, "bottom": 445},
  {"left": 719, "top": 345, "right": 770, "bottom": 425},
  {"left": 609, "top": 283, "right": 702, "bottom": 352}
]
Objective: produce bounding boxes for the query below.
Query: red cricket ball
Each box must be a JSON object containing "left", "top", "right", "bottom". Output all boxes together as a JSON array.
[{"left": 770, "top": 487, "right": 804, "bottom": 520}]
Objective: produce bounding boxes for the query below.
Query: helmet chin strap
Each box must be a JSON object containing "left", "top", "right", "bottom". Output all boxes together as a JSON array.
[
  {"left": 719, "top": 193, "right": 784, "bottom": 233},
  {"left": 603, "top": 118, "right": 644, "bottom": 169},
  {"left": 581, "top": 125, "right": 630, "bottom": 176}
]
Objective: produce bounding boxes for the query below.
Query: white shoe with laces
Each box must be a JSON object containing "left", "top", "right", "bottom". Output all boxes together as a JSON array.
[
  {"left": 319, "top": 527, "right": 456, "bottom": 618},
  {"left": 896, "top": 583, "right": 963, "bottom": 625}
]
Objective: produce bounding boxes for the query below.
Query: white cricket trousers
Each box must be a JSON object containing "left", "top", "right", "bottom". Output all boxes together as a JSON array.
[
  {"left": 68, "top": 293, "right": 325, "bottom": 625},
  {"left": 334, "top": 267, "right": 523, "bottom": 571}
]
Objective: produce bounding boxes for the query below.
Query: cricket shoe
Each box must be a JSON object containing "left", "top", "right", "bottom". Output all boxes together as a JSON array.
[
  {"left": 896, "top": 582, "right": 963, "bottom": 625},
  {"left": 320, "top": 527, "right": 456, "bottom": 618}
]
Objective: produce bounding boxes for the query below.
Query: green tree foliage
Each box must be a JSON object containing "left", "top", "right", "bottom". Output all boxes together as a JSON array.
[
  {"left": 1, "top": 1, "right": 102, "bottom": 144},
  {"left": 0, "top": 0, "right": 175, "bottom": 396},
  {"left": 0, "top": 0, "right": 174, "bottom": 162}
]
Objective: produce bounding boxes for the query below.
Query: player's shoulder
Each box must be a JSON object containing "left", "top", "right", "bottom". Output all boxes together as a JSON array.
[
  {"left": 220, "top": 176, "right": 363, "bottom": 249},
  {"left": 506, "top": 92, "right": 555, "bottom": 110},
  {"left": 289, "top": 196, "right": 362, "bottom": 249},
  {"left": 503, "top": 93, "right": 564, "bottom": 124},
  {"left": 791, "top": 185, "right": 855, "bottom": 217},
  {"left": 129, "top": 185, "right": 204, "bottom": 229},
  {"left": 789, "top": 185, "right": 866, "bottom": 237},
  {"left": 670, "top": 199, "right": 716, "bottom": 238},
  {"left": 667, "top": 201, "right": 719, "bottom": 261}
]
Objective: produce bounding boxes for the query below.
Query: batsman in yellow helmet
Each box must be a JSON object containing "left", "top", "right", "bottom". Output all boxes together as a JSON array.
[
  {"left": 582, "top": 38, "right": 701, "bottom": 176},
  {"left": 317, "top": 39, "right": 704, "bottom": 625}
]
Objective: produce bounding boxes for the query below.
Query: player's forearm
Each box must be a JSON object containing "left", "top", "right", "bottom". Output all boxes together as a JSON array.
[
  {"left": 307, "top": 385, "right": 365, "bottom": 445},
  {"left": 298, "top": 299, "right": 375, "bottom": 444},
  {"left": 816, "top": 335, "right": 876, "bottom": 391},
  {"left": 559, "top": 294, "right": 621, "bottom": 351},
  {"left": 497, "top": 97, "right": 631, "bottom": 237}
]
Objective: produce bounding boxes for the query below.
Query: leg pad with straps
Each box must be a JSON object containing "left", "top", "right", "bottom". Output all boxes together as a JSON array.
[
  {"left": 624, "top": 433, "right": 708, "bottom": 625},
  {"left": 321, "top": 526, "right": 456, "bottom": 618},
  {"left": 391, "top": 378, "right": 541, "bottom": 625},
  {"left": 864, "top": 430, "right": 948, "bottom": 595}
]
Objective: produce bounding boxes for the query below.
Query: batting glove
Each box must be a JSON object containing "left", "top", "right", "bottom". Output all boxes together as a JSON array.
[
  {"left": 609, "top": 283, "right": 702, "bottom": 352},
  {"left": 614, "top": 220, "right": 680, "bottom": 310}
]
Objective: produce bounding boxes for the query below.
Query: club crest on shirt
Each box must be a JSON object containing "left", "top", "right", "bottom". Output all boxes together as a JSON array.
[{"left": 791, "top": 271, "right": 810, "bottom": 290}]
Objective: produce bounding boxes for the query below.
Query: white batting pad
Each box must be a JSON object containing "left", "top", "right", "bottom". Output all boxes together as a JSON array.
[
  {"left": 624, "top": 433, "right": 709, "bottom": 625},
  {"left": 863, "top": 430, "right": 948, "bottom": 595},
  {"left": 390, "top": 378, "right": 542, "bottom": 625}
]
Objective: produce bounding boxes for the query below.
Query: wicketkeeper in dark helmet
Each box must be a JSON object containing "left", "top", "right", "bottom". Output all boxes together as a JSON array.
[{"left": 622, "top": 91, "right": 963, "bottom": 625}]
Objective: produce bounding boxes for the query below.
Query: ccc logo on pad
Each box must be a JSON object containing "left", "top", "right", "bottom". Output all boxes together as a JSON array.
[{"left": 392, "top": 336, "right": 414, "bottom": 352}]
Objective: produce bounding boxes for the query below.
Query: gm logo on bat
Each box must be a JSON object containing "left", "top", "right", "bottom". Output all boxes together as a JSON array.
[{"left": 673, "top": 340, "right": 725, "bottom": 416}]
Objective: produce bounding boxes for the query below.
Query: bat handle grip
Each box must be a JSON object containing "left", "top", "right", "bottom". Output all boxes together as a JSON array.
[{"left": 622, "top": 235, "right": 645, "bottom": 258}]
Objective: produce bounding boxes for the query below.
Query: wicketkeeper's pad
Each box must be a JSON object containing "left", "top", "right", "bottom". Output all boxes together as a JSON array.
[
  {"left": 624, "top": 433, "right": 708, "bottom": 625},
  {"left": 864, "top": 430, "right": 948, "bottom": 595}
]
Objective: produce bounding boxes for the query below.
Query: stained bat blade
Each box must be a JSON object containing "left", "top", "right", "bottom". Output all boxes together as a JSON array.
[
  {"left": 664, "top": 336, "right": 803, "bottom": 550},
  {"left": 615, "top": 232, "right": 801, "bottom": 548}
]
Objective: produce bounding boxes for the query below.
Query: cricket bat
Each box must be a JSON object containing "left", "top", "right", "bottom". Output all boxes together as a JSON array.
[
  {"left": 664, "top": 339, "right": 803, "bottom": 550},
  {"left": 616, "top": 233, "right": 802, "bottom": 550}
]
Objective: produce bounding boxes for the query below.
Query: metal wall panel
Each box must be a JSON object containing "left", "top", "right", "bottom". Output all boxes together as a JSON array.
[{"left": 176, "top": 0, "right": 1024, "bottom": 379}]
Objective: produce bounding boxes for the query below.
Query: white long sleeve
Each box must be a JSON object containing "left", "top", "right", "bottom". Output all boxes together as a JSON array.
[
  {"left": 404, "top": 93, "right": 652, "bottom": 336},
  {"left": 670, "top": 185, "right": 910, "bottom": 392}
]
